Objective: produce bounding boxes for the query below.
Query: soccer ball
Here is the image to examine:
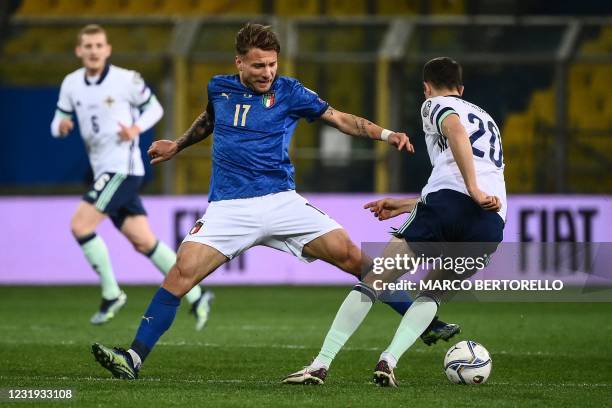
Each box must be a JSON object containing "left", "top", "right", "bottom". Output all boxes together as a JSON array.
[{"left": 444, "top": 340, "right": 492, "bottom": 385}]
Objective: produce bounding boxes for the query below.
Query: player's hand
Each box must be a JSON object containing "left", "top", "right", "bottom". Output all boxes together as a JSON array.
[
  {"left": 148, "top": 140, "right": 178, "bottom": 165},
  {"left": 118, "top": 123, "right": 141, "bottom": 141},
  {"left": 364, "top": 197, "right": 416, "bottom": 221},
  {"left": 59, "top": 119, "right": 74, "bottom": 137},
  {"left": 387, "top": 132, "right": 415, "bottom": 153},
  {"left": 469, "top": 188, "right": 502, "bottom": 212}
]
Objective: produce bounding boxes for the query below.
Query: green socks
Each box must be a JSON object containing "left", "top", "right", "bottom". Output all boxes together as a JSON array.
[
  {"left": 310, "top": 285, "right": 377, "bottom": 370},
  {"left": 78, "top": 235, "right": 203, "bottom": 305},
  {"left": 147, "top": 241, "right": 202, "bottom": 304},
  {"left": 78, "top": 233, "right": 120, "bottom": 300},
  {"left": 382, "top": 296, "right": 438, "bottom": 369},
  {"left": 148, "top": 240, "right": 176, "bottom": 274}
]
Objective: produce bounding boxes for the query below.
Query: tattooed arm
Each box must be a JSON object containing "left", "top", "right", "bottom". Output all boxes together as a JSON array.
[
  {"left": 148, "top": 103, "right": 215, "bottom": 164},
  {"left": 319, "top": 106, "right": 380, "bottom": 139},
  {"left": 176, "top": 103, "right": 215, "bottom": 152},
  {"left": 318, "top": 106, "right": 414, "bottom": 152}
]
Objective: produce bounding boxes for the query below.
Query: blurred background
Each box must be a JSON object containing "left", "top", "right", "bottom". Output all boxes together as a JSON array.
[{"left": 1, "top": 0, "right": 610, "bottom": 196}]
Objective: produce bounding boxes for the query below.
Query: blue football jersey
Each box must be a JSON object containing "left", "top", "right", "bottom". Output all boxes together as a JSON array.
[{"left": 207, "top": 75, "right": 328, "bottom": 201}]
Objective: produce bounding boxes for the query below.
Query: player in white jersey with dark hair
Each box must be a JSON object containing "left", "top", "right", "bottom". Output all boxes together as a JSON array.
[
  {"left": 418, "top": 88, "right": 506, "bottom": 221},
  {"left": 50, "top": 24, "right": 213, "bottom": 329},
  {"left": 284, "top": 57, "right": 505, "bottom": 386}
]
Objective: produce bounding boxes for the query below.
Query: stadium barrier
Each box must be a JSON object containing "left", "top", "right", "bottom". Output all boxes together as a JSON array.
[{"left": 0, "top": 194, "right": 610, "bottom": 286}]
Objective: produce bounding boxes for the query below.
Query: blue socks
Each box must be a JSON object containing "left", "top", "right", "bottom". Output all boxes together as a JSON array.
[
  {"left": 379, "top": 289, "right": 413, "bottom": 315},
  {"left": 130, "top": 287, "right": 180, "bottom": 361}
]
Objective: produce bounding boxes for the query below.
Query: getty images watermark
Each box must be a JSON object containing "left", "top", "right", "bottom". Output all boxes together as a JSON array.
[
  {"left": 359, "top": 242, "right": 612, "bottom": 302},
  {"left": 370, "top": 253, "right": 564, "bottom": 292}
]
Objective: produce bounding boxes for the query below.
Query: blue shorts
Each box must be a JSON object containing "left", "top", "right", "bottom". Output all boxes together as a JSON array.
[
  {"left": 394, "top": 189, "right": 504, "bottom": 257},
  {"left": 82, "top": 172, "right": 147, "bottom": 229}
]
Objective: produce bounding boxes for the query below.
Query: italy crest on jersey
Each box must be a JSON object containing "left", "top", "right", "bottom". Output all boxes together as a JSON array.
[
  {"left": 190, "top": 221, "right": 204, "bottom": 235},
  {"left": 262, "top": 92, "right": 275, "bottom": 108}
]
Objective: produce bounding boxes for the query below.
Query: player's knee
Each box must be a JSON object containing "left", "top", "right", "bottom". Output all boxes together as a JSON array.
[
  {"left": 70, "top": 215, "right": 93, "bottom": 238},
  {"left": 131, "top": 239, "right": 156, "bottom": 255},
  {"left": 169, "top": 252, "right": 199, "bottom": 294},
  {"left": 175, "top": 251, "right": 196, "bottom": 274},
  {"left": 164, "top": 264, "right": 191, "bottom": 297}
]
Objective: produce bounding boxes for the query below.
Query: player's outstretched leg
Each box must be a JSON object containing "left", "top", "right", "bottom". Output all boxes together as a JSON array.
[
  {"left": 92, "top": 286, "right": 182, "bottom": 379},
  {"left": 145, "top": 241, "right": 215, "bottom": 330},
  {"left": 282, "top": 283, "right": 376, "bottom": 384},
  {"left": 121, "top": 215, "right": 216, "bottom": 331},
  {"left": 92, "top": 242, "right": 226, "bottom": 379},
  {"left": 284, "top": 232, "right": 459, "bottom": 384}
]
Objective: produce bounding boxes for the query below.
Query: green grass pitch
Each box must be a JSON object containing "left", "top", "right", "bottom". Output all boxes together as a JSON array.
[{"left": 1, "top": 286, "right": 611, "bottom": 407}]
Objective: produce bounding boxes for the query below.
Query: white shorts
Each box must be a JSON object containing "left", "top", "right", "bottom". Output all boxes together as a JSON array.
[{"left": 183, "top": 190, "right": 342, "bottom": 262}]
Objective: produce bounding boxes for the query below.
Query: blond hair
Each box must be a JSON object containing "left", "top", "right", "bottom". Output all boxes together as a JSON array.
[{"left": 77, "top": 24, "right": 107, "bottom": 45}]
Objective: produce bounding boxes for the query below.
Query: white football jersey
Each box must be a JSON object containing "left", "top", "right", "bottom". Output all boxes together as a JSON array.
[
  {"left": 55, "top": 64, "right": 153, "bottom": 178},
  {"left": 420, "top": 96, "right": 507, "bottom": 221}
]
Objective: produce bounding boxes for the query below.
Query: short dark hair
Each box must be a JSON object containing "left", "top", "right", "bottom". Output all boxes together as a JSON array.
[
  {"left": 77, "top": 24, "right": 107, "bottom": 45},
  {"left": 235, "top": 23, "right": 280, "bottom": 56},
  {"left": 423, "top": 57, "right": 462, "bottom": 91}
]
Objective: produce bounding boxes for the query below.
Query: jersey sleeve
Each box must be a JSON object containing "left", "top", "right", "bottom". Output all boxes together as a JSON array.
[
  {"left": 127, "top": 70, "right": 154, "bottom": 109},
  {"left": 56, "top": 76, "right": 73, "bottom": 115},
  {"left": 289, "top": 81, "right": 329, "bottom": 122},
  {"left": 422, "top": 97, "right": 459, "bottom": 135}
]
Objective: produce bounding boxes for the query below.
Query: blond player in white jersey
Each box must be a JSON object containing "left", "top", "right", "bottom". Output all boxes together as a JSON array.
[
  {"left": 284, "top": 57, "right": 505, "bottom": 386},
  {"left": 50, "top": 24, "right": 213, "bottom": 329}
]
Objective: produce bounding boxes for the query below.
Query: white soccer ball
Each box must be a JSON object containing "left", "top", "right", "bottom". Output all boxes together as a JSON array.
[{"left": 444, "top": 340, "right": 492, "bottom": 385}]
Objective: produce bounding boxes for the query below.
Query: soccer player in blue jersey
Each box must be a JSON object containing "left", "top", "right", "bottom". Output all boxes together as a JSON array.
[{"left": 91, "top": 23, "right": 458, "bottom": 380}]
